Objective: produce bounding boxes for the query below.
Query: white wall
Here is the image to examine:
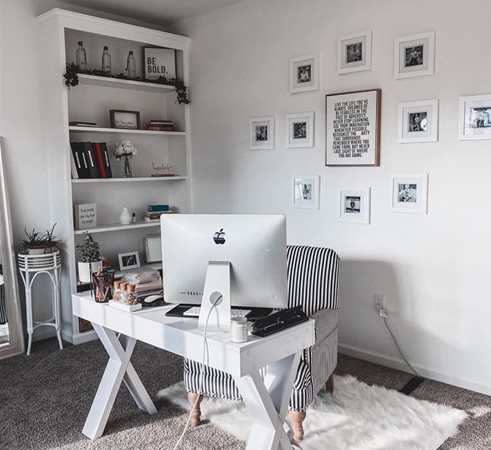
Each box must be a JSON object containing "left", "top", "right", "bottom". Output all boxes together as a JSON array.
[{"left": 176, "top": 0, "right": 491, "bottom": 395}]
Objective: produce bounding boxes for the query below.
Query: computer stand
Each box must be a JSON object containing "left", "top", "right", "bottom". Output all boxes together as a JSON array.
[{"left": 198, "top": 261, "right": 231, "bottom": 332}]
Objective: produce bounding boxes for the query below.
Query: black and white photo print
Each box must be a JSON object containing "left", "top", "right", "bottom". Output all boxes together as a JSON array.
[
  {"left": 290, "top": 55, "right": 318, "bottom": 93},
  {"left": 338, "top": 188, "right": 370, "bottom": 224},
  {"left": 391, "top": 174, "right": 428, "bottom": 214},
  {"left": 292, "top": 175, "right": 320, "bottom": 209},
  {"left": 338, "top": 31, "right": 372, "bottom": 74},
  {"left": 250, "top": 116, "right": 275, "bottom": 149},
  {"left": 287, "top": 112, "right": 314, "bottom": 148},
  {"left": 408, "top": 112, "right": 428, "bottom": 132},
  {"left": 395, "top": 32, "right": 435, "bottom": 79}
]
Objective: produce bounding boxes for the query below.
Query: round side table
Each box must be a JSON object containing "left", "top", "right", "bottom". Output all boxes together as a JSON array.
[{"left": 18, "top": 250, "right": 63, "bottom": 355}]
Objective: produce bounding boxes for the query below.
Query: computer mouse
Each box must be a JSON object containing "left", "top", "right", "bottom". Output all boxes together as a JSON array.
[{"left": 144, "top": 295, "right": 163, "bottom": 304}]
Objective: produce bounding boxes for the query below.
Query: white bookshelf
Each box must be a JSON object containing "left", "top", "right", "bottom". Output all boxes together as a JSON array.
[
  {"left": 74, "top": 221, "right": 159, "bottom": 235},
  {"left": 69, "top": 126, "right": 186, "bottom": 136},
  {"left": 36, "top": 9, "right": 192, "bottom": 345},
  {"left": 72, "top": 176, "right": 187, "bottom": 184},
  {"left": 77, "top": 73, "right": 177, "bottom": 92}
]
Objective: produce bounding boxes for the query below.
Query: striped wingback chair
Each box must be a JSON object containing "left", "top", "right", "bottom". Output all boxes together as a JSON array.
[{"left": 184, "top": 245, "right": 340, "bottom": 442}]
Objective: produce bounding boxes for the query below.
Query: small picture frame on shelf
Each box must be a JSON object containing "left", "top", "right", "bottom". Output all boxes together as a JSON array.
[
  {"left": 144, "top": 48, "right": 176, "bottom": 81},
  {"left": 292, "top": 175, "right": 320, "bottom": 209},
  {"left": 110, "top": 110, "right": 141, "bottom": 130},
  {"left": 286, "top": 112, "right": 314, "bottom": 148},
  {"left": 458, "top": 94, "right": 491, "bottom": 140},
  {"left": 398, "top": 99, "right": 439, "bottom": 143},
  {"left": 391, "top": 173, "right": 428, "bottom": 214},
  {"left": 250, "top": 116, "right": 275, "bottom": 150},
  {"left": 338, "top": 30, "right": 372, "bottom": 74},
  {"left": 338, "top": 188, "right": 371, "bottom": 224},
  {"left": 118, "top": 251, "right": 141, "bottom": 271},
  {"left": 289, "top": 55, "right": 319, "bottom": 94},
  {"left": 394, "top": 31, "right": 435, "bottom": 79}
]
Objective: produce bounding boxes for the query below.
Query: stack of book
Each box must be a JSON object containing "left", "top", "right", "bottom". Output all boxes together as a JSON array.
[
  {"left": 70, "top": 142, "right": 113, "bottom": 179},
  {"left": 143, "top": 204, "right": 171, "bottom": 222},
  {"left": 69, "top": 121, "right": 98, "bottom": 128},
  {"left": 146, "top": 120, "right": 175, "bottom": 132}
]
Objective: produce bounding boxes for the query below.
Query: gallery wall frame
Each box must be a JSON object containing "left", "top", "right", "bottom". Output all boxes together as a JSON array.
[
  {"left": 337, "top": 30, "right": 373, "bottom": 75},
  {"left": 286, "top": 112, "right": 314, "bottom": 148},
  {"left": 338, "top": 187, "right": 371, "bottom": 224},
  {"left": 289, "top": 55, "right": 319, "bottom": 94},
  {"left": 397, "top": 99, "right": 439, "bottom": 143},
  {"left": 325, "top": 89, "right": 381, "bottom": 166},
  {"left": 390, "top": 173, "right": 428, "bottom": 214},
  {"left": 458, "top": 94, "right": 491, "bottom": 140},
  {"left": 250, "top": 116, "right": 275, "bottom": 150},
  {"left": 292, "top": 175, "right": 320, "bottom": 209},
  {"left": 394, "top": 31, "right": 435, "bottom": 79}
]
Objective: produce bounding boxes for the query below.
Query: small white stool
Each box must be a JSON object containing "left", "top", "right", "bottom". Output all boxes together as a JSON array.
[{"left": 18, "top": 250, "right": 63, "bottom": 355}]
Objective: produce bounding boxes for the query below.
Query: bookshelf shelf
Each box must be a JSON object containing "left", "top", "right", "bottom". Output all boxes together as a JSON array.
[
  {"left": 77, "top": 73, "right": 177, "bottom": 93},
  {"left": 69, "top": 126, "right": 186, "bottom": 136},
  {"left": 74, "top": 221, "right": 160, "bottom": 235},
  {"left": 72, "top": 176, "right": 187, "bottom": 184}
]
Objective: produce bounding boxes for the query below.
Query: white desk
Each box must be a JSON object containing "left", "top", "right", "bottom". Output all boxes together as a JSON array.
[{"left": 72, "top": 294, "right": 315, "bottom": 450}]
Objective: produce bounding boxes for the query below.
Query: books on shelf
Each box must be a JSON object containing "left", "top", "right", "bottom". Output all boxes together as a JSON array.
[
  {"left": 69, "top": 121, "right": 98, "bottom": 127},
  {"left": 70, "top": 141, "right": 112, "bottom": 179},
  {"left": 146, "top": 119, "right": 175, "bottom": 132}
]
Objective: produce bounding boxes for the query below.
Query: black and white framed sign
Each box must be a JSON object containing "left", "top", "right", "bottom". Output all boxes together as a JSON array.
[
  {"left": 325, "top": 89, "right": 381, "bottom": 166},
  {"left": 390, "top": 173, "right": 428, "bottom": 214},
  {"left": 144, "top": 48, "right": 176, "bottom": 81},
  {"left": 286, "top": 112, "right": 314, "bottom": 148},
  {"left": 338, "top": 187, "right": 371, "bottom": 224},
  {"left": 337, "top": 30, "right": 372, "bottom": 74},
  {"left": 289, "top": 55, "right": 318, "bottom": 94},
  {"left": 394, "top": 32, "right": 435, "bottom": 79},
  {"left": 398, "top": 99, "right": 439, "bottom": 143},
  {"left": 250, "top": 116, "right": 275, "bottom": 150},
  {"left": 458, "top": 94, "right": 491, "bottom": 140}
]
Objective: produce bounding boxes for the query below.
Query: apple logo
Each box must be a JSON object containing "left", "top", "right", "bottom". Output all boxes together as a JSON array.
[{"left": 213, "top": 228, "right": 226, "bottom": 245}]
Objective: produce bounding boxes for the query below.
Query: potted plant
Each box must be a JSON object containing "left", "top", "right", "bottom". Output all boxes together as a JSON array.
[
  {"left": 76, "top": 232, "right": 102, "bottom": 283},
  {"left": 22, "top": 223, "right": 59, "bottom": 255}
]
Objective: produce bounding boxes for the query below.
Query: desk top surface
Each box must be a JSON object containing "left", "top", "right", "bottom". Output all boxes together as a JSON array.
[{"left": 72, "top": 293, "right": 315, "bottom": 376}]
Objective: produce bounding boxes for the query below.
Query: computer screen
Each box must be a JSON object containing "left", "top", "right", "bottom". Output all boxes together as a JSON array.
[{"left": 161, "top": 214, "right": 288, "bottom": 309}]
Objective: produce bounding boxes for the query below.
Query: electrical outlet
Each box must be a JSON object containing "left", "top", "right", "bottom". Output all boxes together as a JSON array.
[{"left": 374, "top": 293, "right": 385, "bottom": 312}]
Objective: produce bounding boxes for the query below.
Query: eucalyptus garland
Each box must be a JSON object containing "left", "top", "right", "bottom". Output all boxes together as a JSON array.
[{"left": 63, "top": 63, "right": 190, "bottom": 104}]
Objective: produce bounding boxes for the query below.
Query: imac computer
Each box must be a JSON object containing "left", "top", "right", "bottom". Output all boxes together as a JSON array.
[{"left": 161, "top": 214, "right": 287, "bottom": 332}]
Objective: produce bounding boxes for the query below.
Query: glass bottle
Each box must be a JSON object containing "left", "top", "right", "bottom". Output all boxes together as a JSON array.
[
  {"left": 126, "top": 50, "right": 137, "bottom": 79},
  {"left": 127, "top": 284, "right": 137, "bottom": 305},
  {"left": 76, "top": 41, "right": 87, "bottom": 72},
  {"left": 113, "top": 281, "right": 122, "bottom": 302},
  {"left": 119, "top": 282, "right": 128, "bottom": 304},
  {"left": 102, "top": 46, "right": 112, "bottom": 75}
]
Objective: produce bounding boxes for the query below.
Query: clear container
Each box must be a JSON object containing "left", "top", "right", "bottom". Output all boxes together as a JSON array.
[
  {"left": 102, "top": 45, "right": 112, "bottom": 75},
  {"left": 230, "top": 316, "right": 248, "bottom": 343},
  {"left": 113, "top": 281, "right": 122, "bottom": 302},
  {"left": 126, "top": 51, "right": 137, "bottom": 79},
  {"left": 119, "top": 282, "right": 128, "bottom": 304},
  {"left": 76, "top": 41, "right": 87, "bottom": 72},
  {"left": 126, "top": 284, "right": 137, "bottom": 305}
]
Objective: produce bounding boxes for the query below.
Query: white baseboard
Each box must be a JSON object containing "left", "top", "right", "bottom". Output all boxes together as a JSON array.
[
  {"left": 71, "top": 329, "right": 97, "bottom": 345},
  {"left": 339, "top": 342, "right": 491, "bottom": 397}
]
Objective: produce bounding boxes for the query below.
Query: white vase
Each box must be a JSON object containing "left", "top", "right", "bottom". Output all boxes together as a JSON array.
[
  {"left": 78, "top": 260, "right": 102, "bottom": 283},
  {"left": 119, "top": 207, "right": 132, "bottom": 225}
]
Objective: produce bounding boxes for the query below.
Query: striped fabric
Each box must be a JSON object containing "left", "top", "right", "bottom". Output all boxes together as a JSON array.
[{"left": 183, "top": 245, "right": 340, "bottom": 411}]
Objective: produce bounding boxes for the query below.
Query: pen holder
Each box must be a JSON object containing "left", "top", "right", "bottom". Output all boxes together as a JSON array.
[{"left": 92, "top": 269, "right": 115, "bottom": 303}]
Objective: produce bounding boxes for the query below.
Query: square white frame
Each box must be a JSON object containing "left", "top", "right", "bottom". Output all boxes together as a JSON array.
[
  {"left": 458, "top": 94, "right": 491, "bottom": 140},
  {"left": 118, "top": 251, "right": 141, "bottom": 271},
  {"left": 390, "top": 173, "right": 428, "bottom": 214},
  {"left": 286, "top": 112, "right": 314, "bottom": 148},
  {"left": 397, "top": 99, "right": 439, "bottom": 143},
  {"left": 394, "top": 31, "right": 435, "bottom": 79},
  {"left": 292, "top": 175, "right": 320, "bottom": 209},
  {"left": 338, "top": 187, "right": 371, "bottom": 224},
  {"left": 250, "top": 116, "right": 275, "bottom": 150},
  {"left": 289, "top": 55, "right": 319, "bottom": 94},
  {"left": 337, "top": 30, "right": 372, "bottom": 74}
]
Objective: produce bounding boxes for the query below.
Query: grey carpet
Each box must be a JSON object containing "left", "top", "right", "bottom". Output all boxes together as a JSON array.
[{"left": 1, "top": 339, "right": 490, "bottom": 449}]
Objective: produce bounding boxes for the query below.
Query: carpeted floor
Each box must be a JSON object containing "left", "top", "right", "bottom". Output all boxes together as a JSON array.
[{"left": 1, "top": 338, "right": 490, "bottom": 449}]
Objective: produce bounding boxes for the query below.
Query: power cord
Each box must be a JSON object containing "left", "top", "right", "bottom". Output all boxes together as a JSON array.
[
  {"left": 172, "top": 296, "right": 222, "bottom": 449},
  {"left": 382, "top": 314, "right": 422, "bottom": 378}
]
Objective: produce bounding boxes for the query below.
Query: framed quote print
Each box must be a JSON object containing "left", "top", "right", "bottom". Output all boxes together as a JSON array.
[{"left": 325, "top": 89, "right": 381, "bottom": 166}]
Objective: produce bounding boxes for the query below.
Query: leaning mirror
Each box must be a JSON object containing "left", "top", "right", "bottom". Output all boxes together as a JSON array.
[{"left": 0, "top": 137, "right": 25, "bottom": 358}]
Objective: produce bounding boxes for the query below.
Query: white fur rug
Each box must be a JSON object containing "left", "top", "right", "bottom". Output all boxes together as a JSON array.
[{"left": 158, "top": 375, "right": 467, "bottom": 450}]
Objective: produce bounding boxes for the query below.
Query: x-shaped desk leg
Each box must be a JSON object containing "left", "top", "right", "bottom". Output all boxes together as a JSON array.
[
  {"left": 82, "top": 324, "right": 157, "bottom": 440},
  {"left": 233, "top": 351, "right": 301, "bottom": 450}
]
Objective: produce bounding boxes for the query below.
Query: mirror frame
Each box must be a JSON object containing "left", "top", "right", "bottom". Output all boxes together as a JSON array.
[{"left": 0, "top": 137, "right": 25, "bottom": 358}]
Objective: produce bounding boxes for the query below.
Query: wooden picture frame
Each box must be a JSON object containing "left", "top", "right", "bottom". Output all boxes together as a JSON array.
[
  {"left": 110, "top": 110, "right": 141, "bottom": 130},
  {"left": 325, "top": 89, "right": 381, "bottom": 166}
]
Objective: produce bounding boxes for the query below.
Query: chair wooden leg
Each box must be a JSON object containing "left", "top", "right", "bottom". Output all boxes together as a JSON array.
[
  {"left": 326, "top": 374, "right": 334, "bottom": 393},
  {"left": 187, "top": 392, "right": 203, "bottom": 426},
  {"left": 289, "top": 410, "right": 306, "bottom": 442}
]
